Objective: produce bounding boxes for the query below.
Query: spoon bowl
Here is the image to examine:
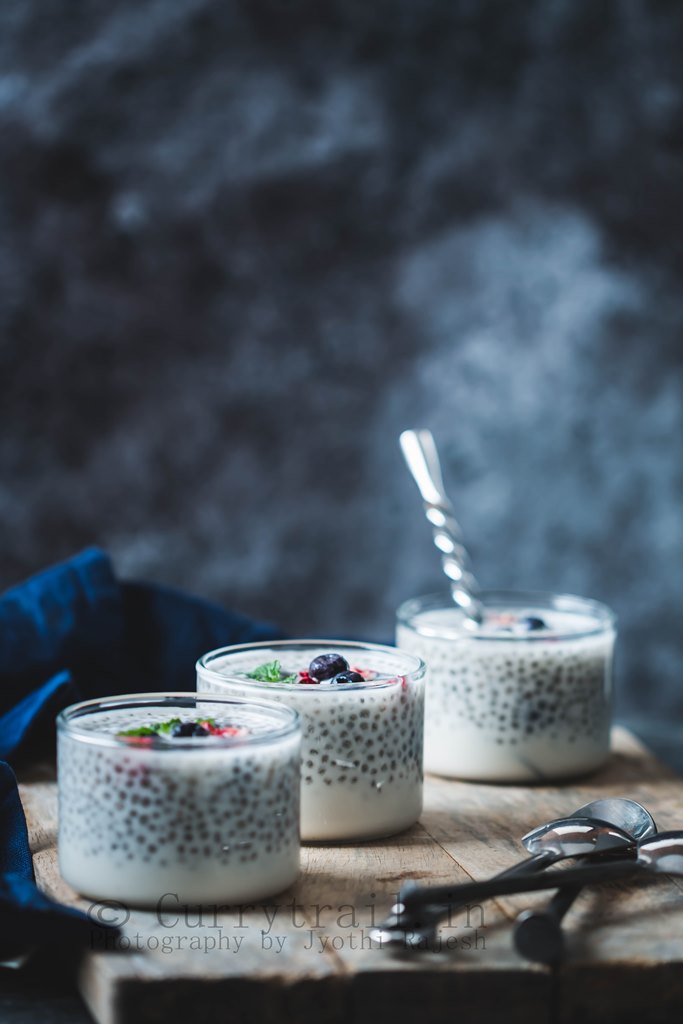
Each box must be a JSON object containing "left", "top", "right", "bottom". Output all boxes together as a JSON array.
[
  {"left": 522, "top": 817, "right": 635, "bottom": 858},
  {"left": 576, "top": 798, "right": 656, "bottom": 842},
  {"left": 637, "top": 832, "right": 683, "bottom": 873}
]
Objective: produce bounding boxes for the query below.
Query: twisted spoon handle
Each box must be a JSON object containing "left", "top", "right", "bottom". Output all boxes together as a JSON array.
[{"left": 399, "top": 429, "right": 484, "bottom": 625}]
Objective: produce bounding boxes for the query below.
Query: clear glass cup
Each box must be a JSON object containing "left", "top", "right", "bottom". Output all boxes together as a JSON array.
[
  {"left": 57, "top": 692, "right": 301, "bottom": 905},
  {"left": 396, "top": 591, "right": 616, "bottom": 782},
  {"left": 197, "top": 641, "right": 426, "bottom": 841}
]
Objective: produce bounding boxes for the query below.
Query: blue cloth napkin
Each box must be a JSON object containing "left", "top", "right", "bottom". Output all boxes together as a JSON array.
[{"left": 0, "top": 548, "right": 284, "bottom": 964}]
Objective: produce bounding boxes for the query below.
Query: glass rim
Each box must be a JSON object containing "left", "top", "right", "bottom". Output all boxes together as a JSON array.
[
  {"left": 196, "top": 639, "right": 426, "bottom": 693},
  {"left": 396, "top": 590, "right": 617, "bottom": 642},
  {"left": 56, "top": 691, "right": 301, "bottom": 750}
]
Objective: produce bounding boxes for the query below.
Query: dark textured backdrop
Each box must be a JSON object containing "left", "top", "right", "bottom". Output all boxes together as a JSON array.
[{"left": 2, "top": 1, "right": 683, "bottom": 755}]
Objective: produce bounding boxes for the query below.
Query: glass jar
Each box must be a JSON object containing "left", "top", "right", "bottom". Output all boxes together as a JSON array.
[
  {"left": 397, "top": 591, "right": 616, "bottom": 782},
  {"left": 57, "top": 692, "right": 301, "bottom": 905},
  {"left": 197, "top": 641, "right": 426, "bottom": 841}
]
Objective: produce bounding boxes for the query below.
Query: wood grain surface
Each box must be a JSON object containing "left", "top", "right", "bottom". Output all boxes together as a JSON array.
[{"left": 18, "top": 728, "right": 683, "bottom": 1024}]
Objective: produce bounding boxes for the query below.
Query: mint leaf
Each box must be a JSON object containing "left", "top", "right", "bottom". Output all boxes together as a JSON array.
[
  {"left": 155, "top": 718, "right": 182, "bottom": 735},
  {"left": 245, "top": 661, "right": 298, "bottom": 683},
  {"left": 118, "top": 717, "right": 184, "bottom": 738},
  {"left": 246, "top": 660, "right": 286, "bottom": 682}
]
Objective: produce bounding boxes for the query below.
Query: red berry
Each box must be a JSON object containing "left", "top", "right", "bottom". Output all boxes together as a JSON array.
[{"left": 298, "top": 671, "right": 319, "bottom": 685}]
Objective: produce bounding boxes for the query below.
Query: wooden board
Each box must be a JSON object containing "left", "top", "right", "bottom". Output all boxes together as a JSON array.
[{"left": 18, "top": 727, "right": 683, "bottom": 1024}]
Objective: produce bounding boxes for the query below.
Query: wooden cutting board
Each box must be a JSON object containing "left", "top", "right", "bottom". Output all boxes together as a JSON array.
[{"left": 19, "top": 727, "right": 683, "bottom": 1024}]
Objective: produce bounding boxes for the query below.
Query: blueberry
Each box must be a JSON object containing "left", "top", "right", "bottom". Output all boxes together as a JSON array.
[
  {"left": 330, "top": 670, "right": 364, "bottom": 685},
  {"left": 521, "top": 616, "right": 546, "bottom": 631},
  {"left": 308, "top": 652, "right": 349, "bottom": 680},
  {"left": 171, "top": 721, "right": 209, "bottom": 737}
]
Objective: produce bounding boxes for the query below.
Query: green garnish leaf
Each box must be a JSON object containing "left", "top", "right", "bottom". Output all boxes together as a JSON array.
[
  {"left": 118, "top": 717, "right": 186, "bottom": 738},
  {"left": 246, "top": 660, "right": 297, "bottom": 683},
  {"left": 246, "top": 659, "right": 283, "bottom": 681},
  {"left": 155, "top": 718, "right": 182, "bottom": 735}
]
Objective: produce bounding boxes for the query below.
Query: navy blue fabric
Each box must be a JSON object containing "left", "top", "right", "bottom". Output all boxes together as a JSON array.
[
  {"left": 0, "top": 671, "right": 79, "bottom": 763},
  {"left": 0, "top": 763, "right": 32, "bottom": 879},
  {"left": 0, "top": 547, "right": 126, "bottom": 716},
  {"left": 0, "top": 548, "right": 285, "bottom": 964},
  {"left": 0, "top": 761, "right": 104, "bottom": 962}
]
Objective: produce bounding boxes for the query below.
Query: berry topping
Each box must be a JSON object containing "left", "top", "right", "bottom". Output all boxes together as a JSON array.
[
  {"left": 117, "top": 719, "right": 182, "bottom": 740},
  {"left": 117, "top": 717, "right": 244, "bottom": 741},
  {"left": 199, "top": 720, "right": 245, "bottom": 737},
  {"left": 120, "top": 734, "right": 155, "bottom": 746},
  {"left": 329, "top": 670, "right": 364, "bottom": 685},
  {"left": 351, "top": 666, "right": 373, "bottom": 679},
  {"left": 308, "top": 653, "right": 349, "bottom": 680},
  {"left": 171, "top": 722, "right": 210, "bottom": 738},
  {"left": 520, "top": 616, "right": 547, "bottom": 631}
]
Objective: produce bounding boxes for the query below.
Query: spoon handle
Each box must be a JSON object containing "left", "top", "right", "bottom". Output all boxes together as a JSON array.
[
  {"left": 399, "top": 859, "right": 642, "bottom": 914},
  {"left": 496, "top": 850, "right": 558, "bottom": 878},
  {"left": 373, "top": 860, "right": 645, "bottom": 944},
  {"left": 513, "top": 885, "right": 582, "bottom": 964},
  {"left": 400, "top": 428, "right": 449, "bottom": 507},
  {"left": 388, "top": 851, "right": 558, "bottom": 939},
  {"left": 399, "top": 429, "right": 484, "bottom": 624}
]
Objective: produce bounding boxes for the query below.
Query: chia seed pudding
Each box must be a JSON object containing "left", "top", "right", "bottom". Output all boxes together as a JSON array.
[
  {"left": 396, "top": 591, "right": 616, "bottom": 782},
  {"left": 57, "top": 693, "right": 301, "bottom": 906},
  {"left": 196, "top": 641, "right": 426, "bottom": 841}
]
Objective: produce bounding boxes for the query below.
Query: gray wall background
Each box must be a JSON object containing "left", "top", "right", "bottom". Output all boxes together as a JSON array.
[{"left": 2, "top": 1, "right": 683, "bottom": 755}]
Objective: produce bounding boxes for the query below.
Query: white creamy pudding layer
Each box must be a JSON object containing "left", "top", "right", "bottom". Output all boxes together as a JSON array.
[{"left": 398, "top": 605, "right": 615, "bottom": 782}]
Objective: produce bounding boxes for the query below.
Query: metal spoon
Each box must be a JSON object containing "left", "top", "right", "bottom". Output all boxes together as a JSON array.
[
  {"left": 399, "top": 428, "right": 484, "bottom": 626},
  {"left": 383, "top": 831, "right": 683, "bottom": 934},
  {"left": 371, "top": 800, "right": 638, "bottom": 944},
  {"left": 514, "top": 798, "right": 657, "bottom": 964}
]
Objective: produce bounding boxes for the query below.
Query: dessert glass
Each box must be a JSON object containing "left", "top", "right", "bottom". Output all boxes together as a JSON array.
[
  {"left": 397, "top": 591, "right": 616, "bottom": 782},
  {"left": 197, "top": 641, "right": 426, "bottom": 841},
  {"left": 57, "top": 692, "right": 301, "bottom": 905}
]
